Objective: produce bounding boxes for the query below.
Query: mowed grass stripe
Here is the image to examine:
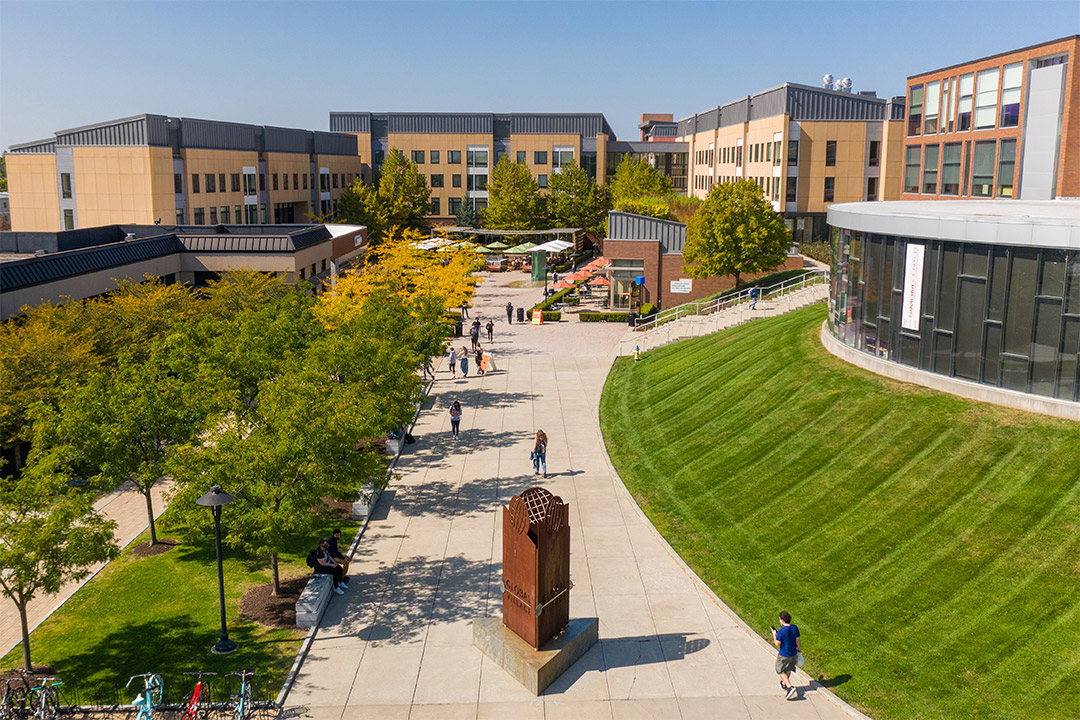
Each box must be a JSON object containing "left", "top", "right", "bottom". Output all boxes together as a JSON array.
[{"left": 599, "top": 303, "right": 1080, "bottom": 720}]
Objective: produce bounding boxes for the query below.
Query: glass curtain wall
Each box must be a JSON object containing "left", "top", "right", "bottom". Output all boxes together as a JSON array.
[{"left": 830, "top": 229, "right": 1080, "bottom": 402}]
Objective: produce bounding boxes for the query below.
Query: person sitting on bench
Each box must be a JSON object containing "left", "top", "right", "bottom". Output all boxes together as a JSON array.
[{"left": 314, "top": 537, "right": 348, "bottom": 595}]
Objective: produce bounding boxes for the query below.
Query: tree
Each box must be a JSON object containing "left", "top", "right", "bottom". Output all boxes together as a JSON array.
[
  {"left": 0, "top": 443, "right": 118, "bottom": 672},
  {"left": 548, "top": 160, "right": 609, "bottom": 237},
  {"left": 482, "top": 156, "right": 547, "bottom": 231},
  {"left": 617, "top": 197, "right": 674, "bottom": 221},
  {"left": 455, "top": 196, "right": 481, "bottom": 228},
  {"left": 338, "top": 149, "right": 430, "bottom": 246},
  {"left": 83, "top": 279, "right": 198, "bottom": 363},
  {"left": 608, "top": 154, "right": 672, "bottom": 207},
  {"left": 682, "top": 180, "right": 791, "bottom": 288}
]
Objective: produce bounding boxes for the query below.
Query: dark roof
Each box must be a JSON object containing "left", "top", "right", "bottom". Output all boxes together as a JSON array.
[
  {"left": 607, "top": 140, "right": 688, "bottom": 154},
  {"left": 329, "top": 112, "right": 617, "bottom": 139},
  {"left": 907, "top": 35, "right": 1079, "bottom": 79},
  {"left": 606, "top": 211, "right": 687, "bottom": 254}
]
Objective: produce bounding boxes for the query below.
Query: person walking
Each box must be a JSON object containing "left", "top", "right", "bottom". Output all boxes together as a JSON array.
[
  {"left": 470, "top": 320, "right": 481, "bottom": 351},
  {"left": 749, "top": 286, "right": 760, "bottom": 310},
  {"left": 448, "top": 400, "right": 462, "bottom": 440},
  {"left": 532, "top": 429, "right": 548, "bottom": 478},
  {"left": 506, "top": 301, "right": 514, "bottom": 324},
  {"left": 475, "top": 345, "right": 485, "bottom": 376},
  {"left": 461, "top": 301, "right": 470, "bottom": 318},
  {"left": 771, "top": 611, "right": 801, "bottom": 700},
  {"left": 448, "top": 346, "right": 458, "bottom": 379},
  {"left": 459, "top": 346, "right": 470, "bottom": 377},
  {"left": 422, "top": 356, "right": 434, "bottom": 382},
  {"left": 486, "top": 319, "right": 495, "bottom": 343}
]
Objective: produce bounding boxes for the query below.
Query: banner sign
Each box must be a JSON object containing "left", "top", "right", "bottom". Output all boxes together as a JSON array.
[
  {"left": 532, "top": 309, "right": 544, "bottom": 325},
  {"left": 670, "top": 279, "right": 693, "bottom": 294},
  {"left": 901, "top": 243, "right": 926, "bottom": 331}
]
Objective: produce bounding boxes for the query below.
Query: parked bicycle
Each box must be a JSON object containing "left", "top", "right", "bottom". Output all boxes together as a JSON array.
[
  {"left": 127, "top": 674, "right": 163, "bottom": 720},
  {"left": 0, "top": 676, "right": 29, "bottom": 720},
  {"left": 180, "top": 672, "right": 216, "bottom": 720},
  {"left": 27, "top": 678, "right": 61, "bottom": 720},
  {"left": 227, "top": 670, "right": 267, "bottom": 720}
]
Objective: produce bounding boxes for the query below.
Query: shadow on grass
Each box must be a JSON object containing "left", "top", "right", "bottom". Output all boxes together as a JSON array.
[{"left": 816, "top": 673, "right": 852, "bottom": 688}]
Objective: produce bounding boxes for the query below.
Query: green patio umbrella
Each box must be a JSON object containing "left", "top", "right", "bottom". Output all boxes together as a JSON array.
[
  {"left": 505, "top": 242, "right": 538, "bottom": 254},
  {"left": 485, "top": 241, "right": 511, "bottom": 251}
]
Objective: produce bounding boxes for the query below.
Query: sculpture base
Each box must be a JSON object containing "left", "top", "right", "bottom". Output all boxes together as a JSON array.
[{"left": 472, "top": 616, "right": 598, "bottom": 695}]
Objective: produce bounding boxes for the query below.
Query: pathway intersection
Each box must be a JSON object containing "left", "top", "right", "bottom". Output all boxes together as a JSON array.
[{"left": 285, "top": 271, "right": 857, "bottom": 720}]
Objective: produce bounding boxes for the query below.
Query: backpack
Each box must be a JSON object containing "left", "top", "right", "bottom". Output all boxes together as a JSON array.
[{"left": 306, "top": 549, "right": 318, "bottom": 569}]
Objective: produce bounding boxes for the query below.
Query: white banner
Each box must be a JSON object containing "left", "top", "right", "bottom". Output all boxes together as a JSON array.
[
  {"left": 901, "top": 243, "right": 926, "bottom": 331},
  {"left": 670, "top": 279, "right": 692, "bottom": 294}
]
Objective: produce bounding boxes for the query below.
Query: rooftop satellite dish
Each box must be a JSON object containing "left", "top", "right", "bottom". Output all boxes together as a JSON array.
[{"left": 822, "top": 74, "right": 834, "bottom": 88}]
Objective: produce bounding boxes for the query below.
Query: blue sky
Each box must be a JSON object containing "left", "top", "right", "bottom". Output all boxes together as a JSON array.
[{"left": 1, "top": 1, "right": 1078, "bottom": 150}]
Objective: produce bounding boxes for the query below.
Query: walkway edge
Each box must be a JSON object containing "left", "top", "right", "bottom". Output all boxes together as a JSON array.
[{"left": 593, "top": 354, "right": 872, "bottom": 720}]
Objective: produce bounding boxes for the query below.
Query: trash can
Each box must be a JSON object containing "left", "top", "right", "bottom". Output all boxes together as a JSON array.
[
  {"left": 454, "top": 320, "right": 463, "bottom": 337},
  {"left": 627, "top": 312, "right": 638, "bottom": 326},
  {"left": 517, "top": 307, "right": 525, "bottom": 323}
]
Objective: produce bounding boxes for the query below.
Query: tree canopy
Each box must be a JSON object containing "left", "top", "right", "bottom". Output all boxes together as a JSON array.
[
  {"left": 682, "top": 180, "right": 791, "bottom": 288},
  {"left": 547, "top": 160, "right": 609, "bottom": 237},
  {"left": 338, "top": 149, "right": 430, "bottom": 246},
  {"left": 455, "top": 196, "right": 481, "bottom": 229},
  {"left": 482, "top": 156, "right": 547, "bottom": 231},
  {"left": 608, "top": 154, "right": 672, "bottom": 208}
]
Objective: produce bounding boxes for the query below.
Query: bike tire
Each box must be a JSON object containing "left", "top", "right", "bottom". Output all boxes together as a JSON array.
[
  {"left": 37, "top": 688, "right": 59, "bottom": 720},
  {"left": 197, "top": 685, "right": 215, "bottom": 720},
  {"left": 147, "top": 676, "right": 164, "bottom": 708}
]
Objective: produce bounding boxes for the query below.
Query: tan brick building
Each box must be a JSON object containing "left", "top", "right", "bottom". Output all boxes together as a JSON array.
[{"left": 901, "top": 35, "right": 1080, "bottom": 201}]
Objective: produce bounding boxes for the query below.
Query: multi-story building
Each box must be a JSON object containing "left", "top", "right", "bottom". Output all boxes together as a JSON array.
[
  {"left": 5, "top": 115, "right": 364, "bottom": 232},
  {"left": 901, "top": 35, "right": 1080, "bottom": 202},
  {"left": 327, "top": 112, "right": 689, "bottom": 221},
  {"left": 678, "top": 83, "right": 906, "bottom": 244}
]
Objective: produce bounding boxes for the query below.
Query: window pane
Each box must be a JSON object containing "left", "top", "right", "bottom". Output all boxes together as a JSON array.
[
  {"left": 962, "top": 244, "right": 988, "bottom": 277},
  {"left": 1031, "top": 299, "right": 1062, "bottom": 396},
  {"left": 1066, "top": 252, "right": 1080, "bottom": 314},
  {"left": 954, "top": 278, "right": 986, "bottom": 380},
  {"left": 937, "top": 243, "right": 959, "bottom": 332},
  {"left": 996, "top": 139, "right": 1016, "bottom": 198},
  {"left": 983, "top": 324, "right": 1002, "bottom": 385},
  {"left": 1000, "top": 355, "right": 1028, "bottom": 391},
  {"left": 974, "top": 68, "right": 999, "bottom": 130},
  {"left": 904, "top": 146, "right": 921, "bottom": 193},
  {"left": 988, "top": 247, "right": 1009, "bottom": 321},
  {"left": 1004, "top": 248, "right": 1037, "bottom": 355},
  {"left": 1000, "top": 62, "right": 1023, "bottom": 127},
  {"left": 907, "top": 84, "right": 924, "bottom": 136},
  {"left": 1057, "top": 318, "right": 1079, "bottom": 400},
  {"left": 924, "top": 81, "right": 940, "bottom": 134},
  {"left": 957, "top": 74, "right": 974, "bottom": 131},
  {"left": 941, "top": 143, "right": 962, "bottom": 195},
  {"left": 971, "top": 141, "right": 996, "bottom": 197},
  {"left": 1040, "top": 249, "right": 1067, "bottom": 297},
  {"left": 922, "top": 144, "right": 939, "bottom": 194}
]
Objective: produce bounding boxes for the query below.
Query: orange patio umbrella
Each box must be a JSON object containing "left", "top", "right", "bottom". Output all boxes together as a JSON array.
[
  {"left": 588, "top": 276, "right": 611, "bottom": 286},
  {"left": 552, "top": 280, "right": 575, "bottom": 289}
]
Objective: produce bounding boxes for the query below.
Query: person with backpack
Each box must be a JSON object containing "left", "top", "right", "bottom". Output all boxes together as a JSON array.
[
  {"left": 531, "top": 429, "right": 548, "bottom": 478},
  {"left": 308, "top": 538, "right": 347, "bottom": 594},
  {"left": 485, "top": 319, "right": 495, "bottom": 343},
  {"left": 749, "top": 286, "right": 760, "bottom": 309}
]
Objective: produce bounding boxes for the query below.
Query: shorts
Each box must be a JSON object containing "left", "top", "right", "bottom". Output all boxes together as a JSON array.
[{"left": 775, "top": 654, "right": 797, "bottom": 675}]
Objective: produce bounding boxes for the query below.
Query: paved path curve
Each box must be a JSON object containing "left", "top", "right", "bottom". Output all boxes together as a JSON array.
[{"left": 285, "top": 272, "right": 857, "bottom": 719}]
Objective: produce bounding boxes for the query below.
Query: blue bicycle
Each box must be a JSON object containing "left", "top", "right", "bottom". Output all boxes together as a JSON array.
[
  {"left": 27, "top": 677, "right": 61, "bottom": 720},
  {"left": 127, "top": 674, "right": 163, "bottom": 720}
]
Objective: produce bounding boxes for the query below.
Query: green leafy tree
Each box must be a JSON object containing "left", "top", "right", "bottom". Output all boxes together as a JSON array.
[
  {"left": 338, "top": 149, "right": 430, "bottom": 246},
  {"left": 617, "top": 197, "right": 674, "bottom": 221},
  {"left": 83, "top": 279, "right": 198, "bottom": 363},
  {"left": 455, "top": 196, "right": 481, "bottom": 228},
  {"left": 482, "top": 156, "right": 547, "bottom": 230},
  {"left": 548, "top": 160, "right": 609, "bottom": 237},
  {"left": 608, "top": 154, "right": 672, "bottom": 207},
  {"left": 682, "top": 180, "right": 791, "bottom": 288},
  {"left": 0, "top": 155, "right": 6, "bottom": 192},
  {"left": 0, "top": 444, "right": 118, "bottom": 672}
]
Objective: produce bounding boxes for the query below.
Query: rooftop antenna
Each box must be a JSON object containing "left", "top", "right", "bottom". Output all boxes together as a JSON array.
[{"left": 822, "top": 74, "right": 834, "bottom": 89}]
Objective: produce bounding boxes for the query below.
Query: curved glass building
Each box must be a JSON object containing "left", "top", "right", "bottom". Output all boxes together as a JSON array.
[{"left": 825, "top": 200, "right": 1080, "bottom": 416}]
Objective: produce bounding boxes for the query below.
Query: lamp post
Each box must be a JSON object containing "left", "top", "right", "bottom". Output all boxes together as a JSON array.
[{"left": 196, "top": 485, "right": 238, "bottom": 654}]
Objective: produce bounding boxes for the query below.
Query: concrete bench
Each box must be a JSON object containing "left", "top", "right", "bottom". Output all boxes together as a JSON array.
[
  {"left": 352, "top": 484, "right": 381, "bottom": 520},
  {"left": 295, "top": 573, "right": 333, "bottom": 628}
]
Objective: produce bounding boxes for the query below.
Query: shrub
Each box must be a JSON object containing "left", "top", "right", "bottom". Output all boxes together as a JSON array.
[
  {"left": 579, "top": 312, "right": 631, "bottom": 322},
  {"left": 799, "top": 241, "right": 831, "bottom": 264},
  {"left": 639, "top": 302, "right": 656, "bottom": 317},
  {"left": 563, "top": 296, "right": 580, "bottom": 306}
]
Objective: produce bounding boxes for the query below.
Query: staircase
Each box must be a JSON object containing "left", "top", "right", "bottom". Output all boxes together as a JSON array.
[{"left": 617, "top": 271, "right": 829, "bottom": 356}]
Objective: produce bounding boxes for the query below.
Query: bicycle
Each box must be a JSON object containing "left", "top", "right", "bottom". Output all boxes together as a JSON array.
[
  {"left": 227, "top": 670, "right": 272, "bottom": 720},
  {"left": 126, "top": 674, "right": 163, "bottom": 720},
  {"left": 0, "top": 675, "right": 29, "bottom": 720},
  {"left": 26, "top": 678, "right": 61, "bottom": 720},
  {"left": 180, "top": 672, "right": 216, "bottom": 720}
]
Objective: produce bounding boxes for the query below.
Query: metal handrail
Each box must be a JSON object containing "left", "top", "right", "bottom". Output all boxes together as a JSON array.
[{"left": 633, "top": 269, "right": 829, "bottom": 333}]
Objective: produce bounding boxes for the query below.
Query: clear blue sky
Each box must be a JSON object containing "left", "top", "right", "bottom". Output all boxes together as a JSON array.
[{"left": 2, "top": 1, "right": 1078, "bottom": 150}]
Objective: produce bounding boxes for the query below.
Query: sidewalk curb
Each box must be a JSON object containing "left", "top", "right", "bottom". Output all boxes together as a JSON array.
[
  {"left": 275, "top": 379, "right": 432, "bottom": 708},
  {"left": 594, "top": 354, "right": 872, "bottom": 720}
]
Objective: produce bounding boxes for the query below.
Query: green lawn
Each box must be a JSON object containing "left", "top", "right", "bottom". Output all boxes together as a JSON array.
[
  {"left": 1, "top": 513, "right": 360, "bottom": 703},
  {"left": 599, "top": 304, "right": 1080, "bottom": 720}
]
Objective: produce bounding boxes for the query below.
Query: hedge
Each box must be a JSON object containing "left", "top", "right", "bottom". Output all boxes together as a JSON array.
[
  {"left": 639, "top": 302, "right": 656, "bottom": 317},
  {"left": 579, "top": 312, "right": 631, "bottom": 322}
]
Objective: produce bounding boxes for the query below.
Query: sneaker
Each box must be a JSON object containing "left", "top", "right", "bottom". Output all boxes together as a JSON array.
[
  {"left": 333, "top": 587, "right": 345, "bottom": 595},
  {"left": 786, "top": 686, "right": 797, "bottom": 700}
]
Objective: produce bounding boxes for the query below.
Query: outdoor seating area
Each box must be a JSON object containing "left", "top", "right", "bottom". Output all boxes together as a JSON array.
[{"left": 544, "top": 256, "right": 611, "bottom": 312}]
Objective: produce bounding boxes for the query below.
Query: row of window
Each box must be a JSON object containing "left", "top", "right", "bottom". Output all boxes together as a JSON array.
[
  {"left": 181, "top": 171, "right": 356, "bottom": 195},
  {"left": 903, "top": 138, "right": 1016, "bottom": 198},
  {"left": 435, "top": 197, "right": 491, "bottom": 216},
  {"left": 426, "top": 172, "right": 551, "bottom": 192},
  {"left": 693, "top": 139, "right": 880, "bottom": 171},
  {"left": 408, "top": 149, "right": 574, "bottom": 168}
]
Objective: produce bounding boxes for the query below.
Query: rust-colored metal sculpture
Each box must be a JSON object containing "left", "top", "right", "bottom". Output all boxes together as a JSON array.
[{"left": 502, "top": 486, "right": 570, "bottom": 649}]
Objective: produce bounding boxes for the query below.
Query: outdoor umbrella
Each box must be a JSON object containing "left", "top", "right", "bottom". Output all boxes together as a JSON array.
[
  {"left": 566, "top": 271, "right": 591, "bottom": 282},
  {"left": 588, "top": 276, "right": 611, "bottom": 286},
  {"left": 552, "top": 280, "right": 574, "bottom": 290},
  {"left": 485, "top": 241, "right": 511, "bottom": 251},
  {"left": 505, "top": 242, "right": 538, "bottom": 254}
]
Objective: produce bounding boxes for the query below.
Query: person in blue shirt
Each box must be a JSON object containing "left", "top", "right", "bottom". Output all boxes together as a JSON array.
[{"left": 771, "top": 610, "right": 801, "bottom": 699}]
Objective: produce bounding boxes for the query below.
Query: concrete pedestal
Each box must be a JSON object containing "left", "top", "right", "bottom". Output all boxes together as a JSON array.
[{"left": 472, "top": 616, "right": 598, "bottom": 695}]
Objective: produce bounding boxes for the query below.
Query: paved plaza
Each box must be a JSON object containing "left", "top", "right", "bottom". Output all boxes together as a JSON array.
[{"left": 285, "top": 272, "right": 856, "bottom": 720}]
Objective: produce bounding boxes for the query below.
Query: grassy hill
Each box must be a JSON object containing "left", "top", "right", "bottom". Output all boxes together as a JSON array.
[{"left": 600, "top": 303, "right": 1080, "bottom": 720}]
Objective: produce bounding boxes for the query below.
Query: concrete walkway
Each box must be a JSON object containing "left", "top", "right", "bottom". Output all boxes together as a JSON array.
[
  {"left": 285, "top": 272, "right": 854, "bottom": 719},
  {"left": 0, "top": 479, "right": 172, "bottom": 658}
]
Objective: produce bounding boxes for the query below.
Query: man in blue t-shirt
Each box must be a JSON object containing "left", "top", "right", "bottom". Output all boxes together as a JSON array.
[{"left": 771, "top": 610, "right": 801, "bottom": 700}]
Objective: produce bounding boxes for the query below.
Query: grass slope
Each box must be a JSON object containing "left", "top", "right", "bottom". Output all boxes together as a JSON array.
[{"left": 599, "top": 304, "right": 1080, "bottom": 720}]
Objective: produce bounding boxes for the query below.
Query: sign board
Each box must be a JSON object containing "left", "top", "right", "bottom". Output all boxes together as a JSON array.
[
  {"left": 532, "top": 309, "right": 544, "bottom": 325},
  {"left": 670, "top": 279, "right": 693, "bottom": 294},
  {"left": 901, "top": 243, "right": 926, "bottom": 331}
]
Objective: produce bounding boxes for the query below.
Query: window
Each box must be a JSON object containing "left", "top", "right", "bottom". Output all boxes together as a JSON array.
[
  {"left": 766, "top": 142, "right": 771, "bottom": 162},
  {"left": 191, "top": 174, "right": 200, "bottom": 193},
  {"left": 299, "top": 268, "right": 305, "bottom": 280},
  {"left": 467, "top": 148, "right": 488, "bottom": 167},
  {"left": 974, "top": 68, "right": 999, "bottom": 130},
  {"left": 429, "top": 151, "right": 439, "bottom": 164},
  {"left": 320, "top": 173, "right": 329, "bottom": 192},
  {"left": 193, "top": 207, "right": 205, "bottom": 224},
  {"left": 997, "top": 138, "right": 1017, "bottom": 198},
  {"left": 942, "top": 77, "right": 953, "bottom": 133},
  {"left": 206, "top": 173, "right": 216, "bottom": 193},
  {"left": 467, "top": 174, "right": 487, "bottom": 191},
  {"left": 962, "top": 141, "right": 971, "bottom": 195},
  {"left": 773, "top": 140, "right": 781, "bottom": 166},
  {"left": 210, "top": 207, "right": 217, "bottom": 224},
  {"left": 175, "top": 209, "right": 184, "bottom": 225},
  {"left": 1000, "top": 62, "right": 1022, "bottom": 128},
  {"left": 448, "top": 197, "right": 462, "bottom": 215},
  {"left": 293, "top": 173, "right": 299, "bottom": 190},
  {"left": 431, "top": 174, "right": 444, "bottom": 187},
  {"left": 282, "top": 173, "right": 289, "bottom": 190},
  {"left": 825, "top": 141, "right": 837, "bottom": 167},
  {"left": 272, "top": 173, "right": 279, "bottom": 191},
  {"left": 552, "top": 147, "right": 574, "bottom": 173},
  {"left": 220, "top": 206, "right": 230, "bottom": 223},
  {"left": 430, "top": 198, "right": 441, "bottom": 215},
  {"left": 303, "top": 173, "right": 308, "bottom": 190},
  {"left": 452, "top": 174, "right": 462, "bottom": 188},
  {"left": 412, "top": 150, "right": 425, "bottom": 164},
  {"left": 235, "top": 205, "right": 242, "bottom": 223},
  {"left": 63, "top": 209, "right": 74, "bottom": 230},
  {"left": 495, "top": 150, "right": 506, "bottom": 166},
  {"left": 957, "top": 73, "right": 974, "bottom": 131},
  {"left": 787, "top": 140, "right": 798, "bottom": 166},
  {"left": 923, "top": 81, "right": 940, "bottom": 135},
  {"left": 448, "top": 150, "right": 461, "bottom": 164},
  {"left": 538, "top": 174, "right": 548, "bottom": 188},
  {"left": 785, "top": 176, "right": 797, "bottom": 202},
  {"left": 941, "top": 143, "right": 962, "bottom": 196},
  {"left": 232, "top": 173, "right": 241, "bottom": 192},
  {"left": 904, "top": 146, "right": 921, "bottom": 193},
  {"left": 332, "top": 173, "right": 338, "bottom": 189},
  {"left": 244, "top": 172, "right": 257, "bottom": 195},
  {"left": 922, "top": 144, "right": 940, "bottom": 194},
  {"left": 868, "top": 140, "right": 880, "bottom": 168},
  {"left": 219, "top": 173, "right": 225, "bottom": 193},
  {"left": 374, "top": 150, "right": 384, "bottom": 164},
  {"left": 173, "top": 173, "right": 183, "bottom": 194},
  {"left": 907, "top": 84, "right": 923, "bottom": 136},
  {"left": 517, "top": 151, "right": 526, "bottom": 163},
  {"left": 340, "top": 173, "right": 346, "bottom": 188},
  {"left": 971, "top": 140, "right": 996, "bottom": 197},
  {"left": 866, "top": 176, "right": 878, "bottom": 200},
  {"left": 823, "top": 177, "right": 835, "bottom": 203},
  {"left": 534, "top": 151, "right": 548, "bottom": 165},
  {"left": 310, "top": 173, "right": 314, "bottom": 189}
]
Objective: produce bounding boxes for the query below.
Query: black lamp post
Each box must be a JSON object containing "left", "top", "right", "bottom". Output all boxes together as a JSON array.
[{"left": 196, "top": 485, "right": 238, "bottom": 654}]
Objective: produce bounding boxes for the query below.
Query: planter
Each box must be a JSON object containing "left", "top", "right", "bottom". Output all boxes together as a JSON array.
[{"left": 351, "top": 485, "right": 381, "bottom": 520}]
